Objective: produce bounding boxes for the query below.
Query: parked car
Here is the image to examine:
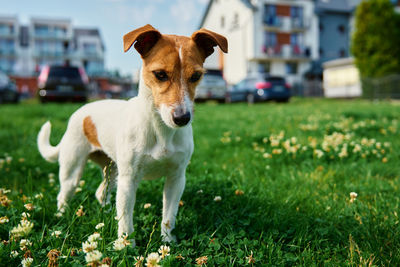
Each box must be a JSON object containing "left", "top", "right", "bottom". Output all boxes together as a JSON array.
[
  {"left": 226, "top": 74, "right": 291, "bottom": 103},
  {"left": 0, "top": 71, "right": 19, "bottom": 104},
  {"left": 37, "top": 65, "right": 89, "bottom": 103},
  {"left": 195, "top": 69, "right": 227, "bottom": 103}
]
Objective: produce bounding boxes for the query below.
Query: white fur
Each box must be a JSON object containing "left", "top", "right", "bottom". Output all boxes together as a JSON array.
[{"left": 37, "top": 67, "right": 194, "bottom": 244}]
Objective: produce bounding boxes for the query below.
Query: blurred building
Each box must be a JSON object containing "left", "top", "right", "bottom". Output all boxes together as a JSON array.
[
  {"left": 200, "top": 0, "right": 319, "bottom": 86},
  {"left": 0, "top": 16, "right": 105, "bottom": 77},
  {"left": 0, "top": 15, "right": 19, "bottom": 74},
  {"left": 199, "top": 0, "right": 367, "bottom": 92}
]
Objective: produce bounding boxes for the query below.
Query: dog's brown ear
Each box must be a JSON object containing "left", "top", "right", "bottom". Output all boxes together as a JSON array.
[
  {"left": 123, "top": 24, "right": 161, "bottom": 57},
  {"left": 191, "top": 28, "right": 228, "bottom": 59}
]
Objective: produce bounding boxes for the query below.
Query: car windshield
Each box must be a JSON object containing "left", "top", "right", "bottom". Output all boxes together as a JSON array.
[
  {"left": 48, "top": 67, "right": 82, "bottom": 81},
  {"left": 200, "top": 71, "right": 225, "bottom": 86},
  {"left": 265, "top": 76, "right": 285, "bottom": 84}
]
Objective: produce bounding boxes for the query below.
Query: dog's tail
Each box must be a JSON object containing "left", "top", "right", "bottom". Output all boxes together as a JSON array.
[{"left": 37, "top": 121, "right": 60, "bottom": 163}]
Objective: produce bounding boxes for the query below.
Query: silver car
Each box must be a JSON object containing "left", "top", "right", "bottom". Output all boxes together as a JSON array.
[{"left": 195, "top": 69, "right": 227, "bottom": 103}]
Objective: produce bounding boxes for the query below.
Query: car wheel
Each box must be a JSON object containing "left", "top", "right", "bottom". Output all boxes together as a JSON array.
[{"left": 246, "top": 94, "right": 255, "bottom": 104}]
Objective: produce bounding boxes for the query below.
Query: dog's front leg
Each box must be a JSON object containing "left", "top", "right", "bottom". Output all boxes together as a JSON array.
[
  {"left": 115, "top": 160, "right": 141, "bottom": 246},
  {"left": 162, "top": 169, "right": 186, "bottom": 243}
]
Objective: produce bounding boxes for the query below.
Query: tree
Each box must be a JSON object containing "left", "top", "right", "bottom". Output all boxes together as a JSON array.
[{"left": 351, "top": 0, "right": 400, "bottom": 78}]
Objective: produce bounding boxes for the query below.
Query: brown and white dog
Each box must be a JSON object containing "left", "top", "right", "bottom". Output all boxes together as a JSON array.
[{"left": 37, "top": 24, "right": 227, "bottom": 245}]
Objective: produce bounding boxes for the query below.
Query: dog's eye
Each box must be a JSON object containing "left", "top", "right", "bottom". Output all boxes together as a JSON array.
[
  {"left": 153, "top": 71, "right": 168, "bottom": 81},
  {"left": 189, "top": 72, "right": 202, "bottom": 83}
]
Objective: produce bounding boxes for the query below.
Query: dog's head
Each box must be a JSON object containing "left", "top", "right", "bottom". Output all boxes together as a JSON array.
[{"left": 123, "top": 24, "right": 228, "bottom": 128}]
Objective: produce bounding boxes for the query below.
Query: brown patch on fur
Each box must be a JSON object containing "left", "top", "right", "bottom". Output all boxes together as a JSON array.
[
  {"left": 124, "top": 25, "right": 228, "bottom": 107},
  {"left": 141, "top": 35, "right": 206, "bottom": 106},
  {"left": 83, "top": 116, "right": 101, "bottom": 147}
]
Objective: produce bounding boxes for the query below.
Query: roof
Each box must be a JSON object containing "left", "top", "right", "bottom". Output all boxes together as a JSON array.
[
  {"left": 323, "top": 57, "right": 355, "bottom": 69},
  {"left": 198, "top": 0, "right": 256, "bottom": 28},
  {"left": 315, "top": 0, "right": 356, "bottom": 14}
]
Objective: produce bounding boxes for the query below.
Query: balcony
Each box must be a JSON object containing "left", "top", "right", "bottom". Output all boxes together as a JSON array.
[
  {"left": 263, "top": 15, "right": 283, "bottom": 28},
  {"left": 33, "top": 29, "right": 69, "bottom": 40},
  {"left": 261, "top": 44, "right": 310, "bottom": 60},
  {"left": 291, "top": 17, "right": 308, "bottom": 31},
  {"left": 0, "top": 49, "right": 16, "bottom": 57},
  {"left": 33, "top": 50, "right": 72, "bottom": 58},
  {"left": 263, "top": 15, "right": 308, "bottom": 32},
  {"left": 0, "top": 27, "right": 16, "bottom": 38}
]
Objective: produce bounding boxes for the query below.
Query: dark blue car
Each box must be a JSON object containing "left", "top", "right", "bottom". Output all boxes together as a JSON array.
[{"left": 226, "top": 74, "right": 291, "bottom": 103}]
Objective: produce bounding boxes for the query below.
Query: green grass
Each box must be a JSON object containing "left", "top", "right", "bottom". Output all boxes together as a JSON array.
[{"left": 1, "top": 98, "right": 400, "bottom": 266}]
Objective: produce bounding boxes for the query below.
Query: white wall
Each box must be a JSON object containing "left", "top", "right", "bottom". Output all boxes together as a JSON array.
[{"left": 202, "top": 0, "right": 254, "bottom": 84}]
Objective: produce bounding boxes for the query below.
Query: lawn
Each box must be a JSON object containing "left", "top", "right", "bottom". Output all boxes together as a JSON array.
[{"left": 0, "top": 98, "right": 400, "bottom": 266}]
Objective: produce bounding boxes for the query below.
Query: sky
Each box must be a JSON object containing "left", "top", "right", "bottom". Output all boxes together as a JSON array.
[{"left": 1, "top": 0, "right": 210, "bottom": 75}]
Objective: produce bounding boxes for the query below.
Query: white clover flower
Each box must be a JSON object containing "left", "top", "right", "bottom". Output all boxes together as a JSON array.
[
  {"left": 10, "top": 219, "right": 34, "bottom": 238},
  {"left": 20, "top": 239, "right": 32, "bottom": 250},
  {"left": 82, "top": 241, "right": 98, "bottom": 253},
  {"left": 0, "top": 216, "right": 9, "bottom": 224},
  {"left": 262, "top": 153, "right": 271, "bottom": 159},
  {"left": 24, "top": 203, "right": 35, "bottom": 211},
  {"left": 85, "top": 250, "right": 102, "bottom": 263},
  {"left": 146, "top": 252, "right": 161, "bottom": 267},
  {"left": 214, "top": 196, "right": 222, "bottom": 202},
  {"left": 75, "top": 187, "right": 82, "bottom": 193},
  {"left": 34, "top": 193, "right": 44, "bottom": 199},
  {"left": 5, "top": 156, "right": 12, "bottom": 164},
  {"left": 158, "top": 245, "right": 170, "bottom": 259},
  {"left": 197, "top": 189, "right": 203, "bottom": 194},
  {"left": 54, "top": 212, "right": 63, "bottom": 218},
  {"left": 134, "top": 256, "right": 144, "bottom": 267},
  {"left": 350, "top": 192, "right": 358, "bottom": 203},
  {"left": 21, "top": 257, "right": 33, "bottom": 267},
  {"left": 113, "top": 235, "right": 131, "bottom": 251},
  {"left": 10, "top": 250, "right": 19, "bottom": 258},
  {"left": 144, "top": 203, "right": 152, "bottom": 209},
  {"left": 95, "top": 223, "right": 105, "bottom": 229},
  {"left": 0, "top": 188, "right": 11, "bottom": 194},
  {"left": 51, "top": 230, "right": 62, "bottom": 238},
  {"left": 88, "top": 232, "right": 102, "bottom": 243},
  {"left": 314, "top": 149, "right": 324, "bottom": 158},
  {"left": 79, "top": 180, "right": 85, "bottom": 187}
]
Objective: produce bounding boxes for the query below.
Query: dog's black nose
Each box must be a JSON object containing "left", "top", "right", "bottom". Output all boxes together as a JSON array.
[{"left": 173, "top": 111, "right": 191, "bottom": 126}]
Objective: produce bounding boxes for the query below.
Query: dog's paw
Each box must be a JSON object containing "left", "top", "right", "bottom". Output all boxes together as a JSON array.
[{"left": 162, "top": 234, "right": 177, "bottom": 243}]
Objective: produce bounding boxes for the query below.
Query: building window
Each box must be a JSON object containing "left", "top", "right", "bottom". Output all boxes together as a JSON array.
[
  {"left": 286, "top": 62, "right": 298, "bottom": 74},
  {"left": 338, "top": 24, "right": 345, "bottom": 34},
  {"left": 221, "top": 16, "right": 225, "bottom": 28},
  {"left": 319, "top": 48, "right": 324, "bottom": 57},
  {"left": 339, "top": 49, "right": 346, "bottom": 58},
  {"left": 319, "top": 23, "right": 324, "bottom": 32},
  {"left": 233, "top": 13, "right": 239, "bottom": 25},
  {"left": 258, "top": 62, "right": 271, "bottom": 73},
  {"left": 264, "top": 5, "right": 280, "bottom": 26},
  {"left": 290, "top": 6, "right": 303, "bottom": 28}
]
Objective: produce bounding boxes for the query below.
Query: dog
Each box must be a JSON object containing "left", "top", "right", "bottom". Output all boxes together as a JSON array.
[{"left": 37, "top": 24, "right": 227, "bottom": 245}]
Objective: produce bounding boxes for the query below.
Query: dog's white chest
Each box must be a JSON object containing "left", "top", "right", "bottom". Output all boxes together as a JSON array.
[
  {"left": 140, "top": 145, "right": 187, "bottom": 180},
  {"left": 137, "top": 129, "right": 193, "bottom": 180}
]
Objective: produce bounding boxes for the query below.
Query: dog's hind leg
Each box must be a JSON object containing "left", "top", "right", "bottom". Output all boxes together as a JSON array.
[
  {"left": 89, "top": 151, "right": 117, "bottom": 206},
  {"left": 57, "top": 142, "right": 89, "bottom": 212}
]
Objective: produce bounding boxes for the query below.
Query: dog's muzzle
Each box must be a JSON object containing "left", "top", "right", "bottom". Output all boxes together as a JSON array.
[{"left": 172, "top": 109, "right": 191, "bottom": 127}]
